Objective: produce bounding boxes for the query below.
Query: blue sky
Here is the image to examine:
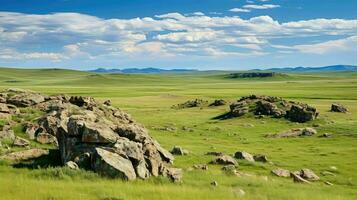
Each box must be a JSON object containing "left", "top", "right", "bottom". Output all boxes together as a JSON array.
[{"left": 0, "top": 0, "right": 357, "bottom": 70}]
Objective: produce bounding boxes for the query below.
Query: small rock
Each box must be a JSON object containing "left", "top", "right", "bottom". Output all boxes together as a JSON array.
[
  {"left": 65, "top": 161, "right": 79, "bottom": 170},
  {"left": 271, "top": 168, "right": 290, "bottom": 177},
  {"left": 165, "top": 167, "right": 183, "bottom": 183},
  {"left": 300, "top": 168, "right": 320, "bottom": 181},
  {"left": 291, "top": 172, "right": 310, "bottom": 184},
  {"left": 210, "top": 181, "right": 218, "bottom": 187},
  {"left": 206, "top": 151, "right": 224, "bottom": 156},
  {"left": 210, "top": 99, "right": 226, "bottom": 106},
  {"left": 319, "top": 133, "right": 332, "bottom": 138},
  {"left": 13, "top": 136, "right": 30, "bottom": 147},
  {"left": 301, "top": 128, "right": 317, "bottom": 136},
  {"left": 211, "top": 155, "right": 237, "bottom": 166},
  {"left": 253, "top": 154, "right": 269, "bottom": 162},
  {"left": 193, "top": 164, "right": 208, "bottom": 170},
  {"left": 234, "top": 151, "right": 255, "bottom": 162},
  {"left": 170, "top": 146, "right": 189, "bottom": 155}
]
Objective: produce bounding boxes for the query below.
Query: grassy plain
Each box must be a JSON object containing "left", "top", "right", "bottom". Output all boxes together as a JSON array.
[{"left": 0, "top": 67, "right": 357, "bottom": 200}]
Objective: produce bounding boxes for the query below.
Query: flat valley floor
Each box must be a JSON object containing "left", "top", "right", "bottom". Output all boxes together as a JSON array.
[{"left": 0, "top": 68, "right": 356, "bottom": 200}]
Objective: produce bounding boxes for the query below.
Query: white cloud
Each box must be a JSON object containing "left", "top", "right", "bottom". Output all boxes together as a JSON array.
[
  {"left": 229, "top": 8, "right": 251, "bottom": 13},
  {"left": 0, "top": 11, "right": 357, "bottom": 62},
  {"left": 243, "top": 4, "right": 280, "bottom": 9}
]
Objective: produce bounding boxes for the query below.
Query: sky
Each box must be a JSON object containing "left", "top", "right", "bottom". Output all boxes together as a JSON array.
[{"left": 0, "top": 0, "right": 357, "bottom": 70}]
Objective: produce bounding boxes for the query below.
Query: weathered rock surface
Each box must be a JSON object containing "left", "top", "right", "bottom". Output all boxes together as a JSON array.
[
  {"left": 0, "top": 88, "right": 179, "bottom": 181},
  {"left": 253, "top": 154, "right": 269, "bottom": 163},
  {"left": 234, "top": 151, "right": 255, "bottom": 162},
  {"left": 210, "top": 155, "right": 237, "bottom": 165},
  {"left": 331, "top": 103, "right": 348, "bottom": 113},
  {"left": 229, "top": 101, "right": 249, "bottom": 117},
  {"left": 227, "top": 95, "right": 318, "bottom": 122},
  {"left": 13, "top": 136, "right": 30, "bottom": 147},
  {"left": 210, "top": 99, "right": 226, "bottom": 106},
  {"left": 268, "top": 127, "right": 317, "bottom": 138},
  {"left": 0, "top": 148, "right": 49, "bottom": 161},
  {"left": 299, "top": 168, "right": 320, "bottom": 181},
  {"left": 172, "top": 99, "right": 208, "bottom": 109},
  {"left": 271, "top": 168, "right": 290, "bottom": 177},
  {"left": 170, "top": 146, "right": 189, "bottom": 155}
]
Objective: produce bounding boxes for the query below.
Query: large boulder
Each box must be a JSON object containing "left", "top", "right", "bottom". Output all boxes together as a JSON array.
[
  {"left": 230, "top": 101, "right": 249, "bottom": 117},
  {"left": 287, "top": 104, "right": 319, "bottom": 123},
  {"left": 6, "top": 90, "right": 45, "bottom": 107},
  {"left": 92, "top": 147, "right": 137, "bottom": 180}
]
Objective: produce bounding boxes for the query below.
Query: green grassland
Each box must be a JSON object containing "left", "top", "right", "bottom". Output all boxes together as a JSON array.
[{"left": 0, "top": 67, "right": 357, "bottom": 200}]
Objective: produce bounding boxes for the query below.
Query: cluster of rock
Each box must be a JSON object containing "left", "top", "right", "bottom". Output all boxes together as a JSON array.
[
  {"left": 227, "top": 72, "right": 279, "bottom": 79},
  {"left": 0, "top": 88, "right": 181, "bottom": 182},
  {"left": 267, "top": 127, "right": 317, "bottom": 138},
  {"left": 209, "top": 99, "right": 227, "bottom": 106},
  {"left": 331, "top": 103, "right": 348, "bottom": 113},
  {"left": 228, "top": 95, "right": 319, "bottom": 123},
  {"left": 173, "top": 98, "right": 227, "bottom": 109},
  {"left": 272, "top": 168, "right": 320, "bottom": 184},
  {"left": 172, "top": 99, "right": 208, "bottom": 109}
]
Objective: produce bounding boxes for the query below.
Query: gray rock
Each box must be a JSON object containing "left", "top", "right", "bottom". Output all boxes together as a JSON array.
[
  {"left": 0, "top": 148, "right": 49, "bottom": 161},
  {"left": 193, "top": 164, "right": 208, "bottom": 170},
  {"left": 291, "top": 172, "right": 310, "bottom": 184},
  {"left": 92, "top": 147, "right": 136, "bottom": 180},
  {"left": 271, "top": 168, "right": 290, "bottom": 177},
  {"left": 36, "top": 132, "right": 57, "bottom": 145},
  {"left": 210, "top": 99, "right": 226, "bottom": 106},
  {"left": 0, "top": 103, "right": 10, "bottom": 113},
  {"left": 234, "top": 151, "right": 255, "bottom": 162},
  {"left": 0, "top": 126, "right": 15, "bottom": 141},
  {"left": 331, "top": 103, "right": 348, "bottom": 113},
  {"left": 13, "top": 136, "right": 30, "bottom": 147},
  {"left": 170, "top": 146, "right": 189, "bottom": 155},
  {"left": 230, "top": 101, "right": 249, "bottom": 117},
  {"left": 7, "top": 92, "right": 45, "bottom": 107},
  {"left": 301, "top": 128, "right": 317, "bottom": 136},
  {"left": 253, "top": 154, "right": 269, "bottom": 163},
  {"left": 211, "top": 155, "right": 237, "bottom": 166},
  {"left": 287, "top": 104, "right": 319, "bottom": 123},
  {"left": 300, "top": 168, "right": 320, "bottom": 181}
]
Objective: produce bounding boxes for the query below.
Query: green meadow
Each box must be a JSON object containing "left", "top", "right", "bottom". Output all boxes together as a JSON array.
[{"left": 0, "top": 67, "right": 357, "bottom": 200}]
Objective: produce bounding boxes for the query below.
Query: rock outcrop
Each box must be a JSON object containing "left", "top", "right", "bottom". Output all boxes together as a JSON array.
[
  {"left": 172, "top": 99, "right": 208, "bottom": 109},
  {"left": 331, "top": 103, "right": 348, "bottom": 113},
  {"left": 0, "top": 88, "right": 180, "bottom": 181},
  {"left": 227, "top": 95, "right": 319, "bottom": 123},
  {"left": 267, "top": 127, "right": 317, "bottom": 138}
]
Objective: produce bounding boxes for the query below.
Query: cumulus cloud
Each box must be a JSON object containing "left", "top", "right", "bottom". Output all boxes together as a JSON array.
[{"left": 0, "top": 11, "right": 357, "bottom": 63}]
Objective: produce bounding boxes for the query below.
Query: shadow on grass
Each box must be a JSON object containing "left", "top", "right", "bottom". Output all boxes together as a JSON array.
[
  {"left": 211, "top": 112, "right": 233, "bottom": 120},
  {"left": 13, "top": 149, "right": 62, "bottom": 169}
]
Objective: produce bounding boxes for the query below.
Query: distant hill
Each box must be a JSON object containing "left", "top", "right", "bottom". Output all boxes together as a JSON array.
[
  {"left": 88, "top": 67, "right": 198, "bottom": 74},
  {"left": 255, "top": 65, "right": 357, "bottom": 73}
]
